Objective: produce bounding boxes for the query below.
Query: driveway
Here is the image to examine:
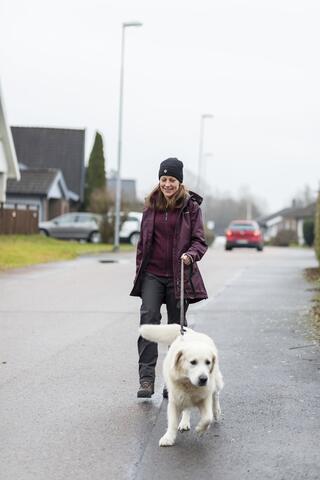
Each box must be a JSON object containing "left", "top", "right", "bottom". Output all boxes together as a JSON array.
[{"left": 0, "top": 246, "right": 319, "bottom": 480}]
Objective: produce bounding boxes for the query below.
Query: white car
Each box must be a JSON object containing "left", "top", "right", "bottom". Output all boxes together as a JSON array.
[{"left": 119, "top": 211, "right": 142, "bottom": 246}]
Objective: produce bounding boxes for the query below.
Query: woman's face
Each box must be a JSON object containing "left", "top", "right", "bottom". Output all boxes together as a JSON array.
[{"left": 159, "top": 176, "right": 180, "bottom": 198}]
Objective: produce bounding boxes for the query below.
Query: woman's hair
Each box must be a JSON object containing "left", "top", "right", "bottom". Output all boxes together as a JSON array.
[{"left": 145, "top": 184, "right": 189, "bottom": 210}]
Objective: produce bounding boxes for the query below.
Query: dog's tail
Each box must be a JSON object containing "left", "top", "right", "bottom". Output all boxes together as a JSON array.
[{"left": 139, "top": 324, "right": 184, "bottom": 344}]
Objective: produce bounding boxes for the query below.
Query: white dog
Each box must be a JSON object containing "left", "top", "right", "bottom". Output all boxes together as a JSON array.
[{"left": 139, "top": 324, "right": 224, "bottom": 447}]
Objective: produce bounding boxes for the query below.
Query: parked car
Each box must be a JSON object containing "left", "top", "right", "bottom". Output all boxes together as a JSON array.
[
  {"left": 39, "top": 212, "right": 102, "bottom": 243},
  {"left": 119, "top": 211, "right": 142, "bottom": 245},
  {"left": 225, "top": 220, "right": 264, "bottom": 251}
]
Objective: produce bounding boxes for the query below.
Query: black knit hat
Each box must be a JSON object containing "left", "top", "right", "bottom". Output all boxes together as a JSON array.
[{"left": 158, "top": 158, "right": 184, "bottom": 183}]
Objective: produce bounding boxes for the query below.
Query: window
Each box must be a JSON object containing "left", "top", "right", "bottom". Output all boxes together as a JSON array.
[{"left": 55, "top": 213, "right": 77, "bottom": 224}]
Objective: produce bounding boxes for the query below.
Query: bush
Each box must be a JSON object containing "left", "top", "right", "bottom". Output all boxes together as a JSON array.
[
  {"left": 315, "top": 192, "right": 320, "bottom": 264},
  {"left": 87, "top": 188, "right": 115, "bottom": 244},
  {"left": 89, "top": 188, "right": 110, "bottom": 214},
  {"left": 99, "top": 211, "right": 130, "bottom": 244},
  {"left": 204, "top": 226, "right": 215, "bottom": 247},
  {"left": 99, "top": 216, "right": 114, "bottom": 243},
  {"left": 303, "top": 218, "right": 315, "bottom": 246},
  {"left": 271, "top": 229, "right": 298, "bottom": 247}
]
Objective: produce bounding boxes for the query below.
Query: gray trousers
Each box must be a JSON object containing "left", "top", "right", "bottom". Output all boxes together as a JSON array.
[{"left": 138, "top": 272, "right": 188, "bottom": 383}]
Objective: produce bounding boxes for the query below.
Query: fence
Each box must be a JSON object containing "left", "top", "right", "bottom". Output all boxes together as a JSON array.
[{"left": 0, "top": 203, "right": 39, "bottom": 234}]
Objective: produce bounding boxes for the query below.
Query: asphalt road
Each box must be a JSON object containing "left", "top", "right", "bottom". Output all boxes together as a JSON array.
[{"left": 1, "top": 245, "right": 319, "bottom": 480}]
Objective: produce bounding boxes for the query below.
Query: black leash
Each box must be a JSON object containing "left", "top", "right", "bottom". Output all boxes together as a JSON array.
[{"left": 180, "top": 257, "right": 187, "bottom": 335}]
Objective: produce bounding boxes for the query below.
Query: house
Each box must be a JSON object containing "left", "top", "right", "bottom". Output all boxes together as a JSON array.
[
  {"left": 11, "top": 126, "right": 85, "bottom": 206},
  {"left": 0, "top": 83, "right": 20, "bottom": 202},
  {"left": 258, "top": 201, "right": 316, "bottom": 245},
  {"left": 6, "top": 167, "right": 69, "bottom": 221},
  {"left": 107, "top": 176, "right": 138, "bottom": 204}
]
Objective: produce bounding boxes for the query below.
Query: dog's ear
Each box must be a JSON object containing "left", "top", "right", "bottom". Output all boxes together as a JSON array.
[
  {"left": 210, "top": 354, "right": 216, "bottom": 373},
  {"left": 174, "top": 350, "right": 184, "bottom": 369}
]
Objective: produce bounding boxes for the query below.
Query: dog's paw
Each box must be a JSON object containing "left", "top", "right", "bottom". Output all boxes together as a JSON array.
[
  {"left": 178, "top": 421, "right": 190, "bottom": 432},
  {"left": 195, "top": 421, "right": 211, "bottom": 435},
  {"left": 159, "top": 433, "right": 176, "bottom": 447}
]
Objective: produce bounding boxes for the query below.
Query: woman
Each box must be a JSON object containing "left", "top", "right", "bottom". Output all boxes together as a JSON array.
[{"left": 130, "top": 157, "right": 208, "bottom": 398}]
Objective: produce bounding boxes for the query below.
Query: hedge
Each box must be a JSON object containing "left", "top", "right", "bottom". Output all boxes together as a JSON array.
[
  {"left": 315, "top": 191, "right": 320, "bottom": 264},
  {"left": 303, "top": 218, "right": 315, "bottom": 246}
]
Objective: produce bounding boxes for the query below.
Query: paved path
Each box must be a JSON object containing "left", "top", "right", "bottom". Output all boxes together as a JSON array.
[{"left": 0, "top": 246, "right": 319, "bottom": 479}]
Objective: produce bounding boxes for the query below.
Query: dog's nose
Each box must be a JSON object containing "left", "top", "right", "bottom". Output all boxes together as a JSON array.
[{"left": 198, "top": 375, "right": 208, "bottom": 386}]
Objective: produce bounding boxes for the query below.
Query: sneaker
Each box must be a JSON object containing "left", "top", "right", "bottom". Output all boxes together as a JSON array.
[
  {"left": 137, "top": 381, "right": 154, "bottom": 398},
  {"left": 162, "top": 386, "right": 168, "bottom": 399}
]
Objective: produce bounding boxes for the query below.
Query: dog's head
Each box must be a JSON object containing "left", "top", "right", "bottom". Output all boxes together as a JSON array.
[{"left": 173, "top": 344, "right": 216, "bottom": 387}]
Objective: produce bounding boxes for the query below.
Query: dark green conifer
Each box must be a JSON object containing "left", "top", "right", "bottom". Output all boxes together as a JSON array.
[{"left": 84, "top": 131, "right": 106, "bottom": 209}]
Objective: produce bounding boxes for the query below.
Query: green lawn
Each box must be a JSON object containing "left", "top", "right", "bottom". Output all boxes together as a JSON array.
[{"left": 0, "top": 235, "right": 134, "bottom": 270}]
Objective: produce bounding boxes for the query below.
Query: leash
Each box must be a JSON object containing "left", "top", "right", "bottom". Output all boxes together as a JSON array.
[{"left": 180, "top": 257, "right": 187, "bottom": 335}]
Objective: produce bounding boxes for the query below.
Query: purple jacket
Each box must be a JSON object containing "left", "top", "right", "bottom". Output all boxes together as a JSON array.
[{"left": 130, "top": 191, "right": 208, "bottom": 303}]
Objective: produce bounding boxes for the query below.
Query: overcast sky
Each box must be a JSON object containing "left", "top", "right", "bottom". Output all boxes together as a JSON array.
[{"left": 1, "top": 0, "right": 319, "bottom": 212}]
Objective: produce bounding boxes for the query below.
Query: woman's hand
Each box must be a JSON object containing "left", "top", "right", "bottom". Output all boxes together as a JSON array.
[{"left": 181, "top": 253, "right": 192, "bottom": 265}]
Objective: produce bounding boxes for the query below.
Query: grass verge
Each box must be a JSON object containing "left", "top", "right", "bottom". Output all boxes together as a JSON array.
[
  {"left": 304, "top": 267, "right": 320, "bottom": 342},
  {"left": 0, "top": 235, "right": 134, "bottom": 270}
]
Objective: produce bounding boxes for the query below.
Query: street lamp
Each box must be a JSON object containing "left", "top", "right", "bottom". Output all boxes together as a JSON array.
[
  {"left": 202, "top": 152, "right": 213, "bottom": 192},
  {"left": 113, "top": 21, "right": 143, "bottom": 251},
  {"left": 196, "top": 113, "right": 213, "bottom": 192}
]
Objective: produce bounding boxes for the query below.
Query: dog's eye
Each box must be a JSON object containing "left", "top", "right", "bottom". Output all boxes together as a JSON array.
[
  {"left": 205, "top": 360, "right": 211, "bottom": 365},
  {"left": 190, "top": 360, "right": 198, "bottom": 365}
]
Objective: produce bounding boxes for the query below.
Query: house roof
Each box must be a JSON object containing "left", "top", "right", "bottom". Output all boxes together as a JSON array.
[
  {"left": 258, "top": 202, "right": 316, "bottom": 225},
  {"left": 287, "top": 202, "right": 316, "bottom": 218},
  {"left": 258, "top": 207, "right": 291, "bottom": 224},
  {"left": 11, "top": 126, "right": 85, "bottom": 201},
  {"left": 7, "top": 168, "right": 61, "bottom": 196}
]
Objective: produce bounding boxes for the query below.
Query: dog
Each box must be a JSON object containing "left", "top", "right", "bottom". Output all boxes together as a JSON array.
[{"left": 139, "top": 324, "right": 224, "bottom": 446}]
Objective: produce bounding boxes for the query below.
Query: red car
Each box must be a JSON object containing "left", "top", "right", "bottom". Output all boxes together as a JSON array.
[{"left": 225, "top": 220, "right": 264, "bottom": 251}]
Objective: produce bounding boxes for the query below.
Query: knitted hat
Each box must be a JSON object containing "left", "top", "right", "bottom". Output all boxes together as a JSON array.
[{"left": 158, "top": 158, "right": 184, "bottom": 183}]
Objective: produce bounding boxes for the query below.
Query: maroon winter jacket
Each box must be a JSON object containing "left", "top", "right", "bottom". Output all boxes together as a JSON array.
[{"left": 130, "top": 191, "right": 208, "bottom": 303}]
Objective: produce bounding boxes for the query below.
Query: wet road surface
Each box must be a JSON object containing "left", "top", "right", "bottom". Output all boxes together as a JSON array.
[{"left": 0, "top": 246, "right": 319, "bottom": 479}]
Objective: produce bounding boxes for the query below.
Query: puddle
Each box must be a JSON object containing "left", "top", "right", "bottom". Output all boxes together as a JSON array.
[{"left": 99, "top": 259, "right": 118, "bottom": 264}]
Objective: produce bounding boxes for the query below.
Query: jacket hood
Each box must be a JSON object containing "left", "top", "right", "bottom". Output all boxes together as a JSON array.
[{"left": 186, "top": 190, "right": 203, "bottom": 206}]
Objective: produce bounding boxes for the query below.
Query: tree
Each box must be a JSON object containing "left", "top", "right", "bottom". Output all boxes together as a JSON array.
[
  {"left": 84, "top": 132, "right": 106, "bottom": 210},
  {"left": 292, "top": 184, "right": 316, "bottom": 208},
  {"left": 303, "top": 218, "right": 315, "bottom": 247},
  {"left": 203, "top": 193, "right": 265, "bottom": 235}
]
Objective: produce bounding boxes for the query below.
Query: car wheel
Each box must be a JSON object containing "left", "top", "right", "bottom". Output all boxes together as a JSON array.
[
  {"left": 89, "top": 231, "right": 101, "bottom": 244},
  {"left": 129, "top": 232, "right": 140, "bottom": 246},
  {"left": 225, "top": 246, "right": 232, "bottom": 251},
  {"left": 39, "top": 229, "right": 49, "bottom": 237},
  {"left": 257, "top": 246, "right": 264, "bottom": 251}
]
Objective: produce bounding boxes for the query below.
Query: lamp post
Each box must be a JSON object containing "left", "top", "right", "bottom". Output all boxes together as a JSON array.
[
  {"left": 196, "top": 113, "right": 213, "bottom": 192},
  {"left": 202, "top": 152, "right": 213, "bottom": 191},
  {"left": 113, "top": 21, "right": 142, "bottom": 251}
]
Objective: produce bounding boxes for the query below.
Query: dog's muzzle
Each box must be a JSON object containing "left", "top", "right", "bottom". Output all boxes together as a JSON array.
[{"left": 198, "top": 375, "right": 208, "bottom": 386}]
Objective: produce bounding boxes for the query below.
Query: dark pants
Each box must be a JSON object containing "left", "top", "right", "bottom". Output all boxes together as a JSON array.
[{"left": 138, "top": 272, "right": 188, "bottom": 383}]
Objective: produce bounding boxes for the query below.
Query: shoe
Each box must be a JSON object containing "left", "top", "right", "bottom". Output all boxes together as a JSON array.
[
  {"left": 137, "top": 381, "right": 154, "bottom": 398},
  {"left": 162, "top": 386, "right": 168, "bottom": 399}
]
